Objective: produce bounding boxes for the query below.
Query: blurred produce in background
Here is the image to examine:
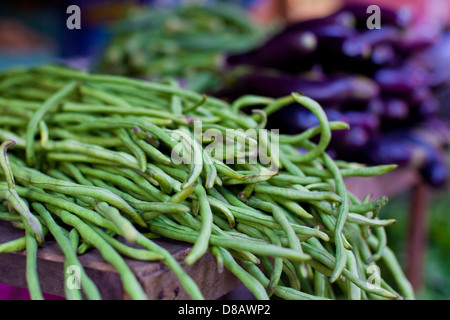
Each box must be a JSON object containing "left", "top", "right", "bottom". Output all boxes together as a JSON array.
[
  {"left": 95, "top": 1, "right": 268, "bottom": 92},
  {"left": 219, "top": 3, "right": 450, "bottom": 188}
]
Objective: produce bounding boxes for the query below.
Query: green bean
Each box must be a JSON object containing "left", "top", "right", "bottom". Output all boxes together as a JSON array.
[
  {"left": 248, "top": 197, "right": 308, "bottom": 277},
  {"left": 25, "top": 226, "right": 44, "bottom": 300},
  {"left": 45, "top": 153, "right": 121, "bottom": 167},
  {"left": 146, "top": 163, "right": 177, "bottom": 194},
  {"left": 0, "top": 236, "right": 26, "bottom": 253},
  {"left": 367, "top": 236, "right": 414, "bottom": 300},
  {"left": 89, "top": 224, "right": 163, "bottom": 261},
  {"left": 0, "top": 116, "right": 28, "bottom": 127},
  {"left": 62, "top": 102, "right": 189, "bottom": 125},
  {"left": 130, "top": 133, "right": 173, "bottom": 166},
  {"left": 149, "top": 219, "right": 311, "bottom": 262},
  {"left": 79, "top": 85, "right": 132, "bottom": 108},
  {"left": 115, "top": 128, "right": 147, "bottom": 173},
  {"left": 300, "top": 164, "right": 398, "bottom": 179},
  {"left": 254, "top": 184, "right": 343, "bottom": 203},
  {"left": 321, "top": 151, "right": 350, "bottom": 283},
  {"left": 346, "top": 250, "right": 361, "bottom": 300},
  {"left": 313, "top": 269, "right": 327, "bottom": 298},
  {"left": 231, "top": 95, "right": 274, "bottom": 114},
  {"left": 0, "top": 141, "right": 45, "bottom": 244},
  {"left": 32, "top": 203, "right": 102, "bottom": 300},
  {"left": 49, "top": 205, "right": 148, "bottom": 300},
  {"left": 93, "top": 201, "right": 139, "bottom": 243},
  {"left": 25, "top": 81, "right": 78, "bottom": 166},
  {"left": 347, "top": 214, "right": 397, "bottom": 227},
  {"left": 220, "top": 248, "right": 269, "bottom": 300},
  {"left": 70, "top": 116, "right": 178, "bottom": 150},
  {"left": 184, "top": 185, "right": 213, "bottom": 266},
  {"left": 365, "top": 226, "right": 387, "bottom": 264},
  {"left": 302, "top": 241, "right": 398, "bottom": 299},
  {"left": 242, "top": 261, "right": 328, "bottom": 300},
  {"left": 210, "top": 246, "right": 224, "bottom": 273},
  {"left": 171, "top": 129, "right": 203, "bottom": 190},
  {"left": 44, "top": 139, "right": 142, "bottom": 171},
  {"left": 349, "top": 196, "right": 389, "bottom": 217},
  {"left": 89, "top": 165, "right": 170, "bottom": 202},
  {"left": 0, "top": 129, "right": 27, "bottom": 148},
  {"left": 278, "top": 121, "right": 349, "bottom": 146},
  {"left": 0, "top": 183, "right": 116, "bottom": 231},
  {"left": 274, "top": 198, "right": 313, "bottom": 220},
  {"left": 0, "top": 211, "right": 23, "bottom": 223},
  {"left": 64, "top": 228, "right": 83, "bottom": 300},
  {"left": 10, "top": 163, "right": 146, "bottom": 228},
  {"left": 270, "top": 174, "right": 321, "bottom": 185}
]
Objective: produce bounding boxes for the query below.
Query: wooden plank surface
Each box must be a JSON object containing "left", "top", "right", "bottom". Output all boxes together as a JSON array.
[{"left": 344, "top": 167, "right": 421, "bottom": 201}]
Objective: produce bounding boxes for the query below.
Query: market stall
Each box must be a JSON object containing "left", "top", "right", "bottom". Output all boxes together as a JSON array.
[{"left": 0, "top": 0, "right": 448, "bottom": 301}]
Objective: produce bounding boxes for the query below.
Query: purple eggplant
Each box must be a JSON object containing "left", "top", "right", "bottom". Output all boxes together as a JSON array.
[
  {"left": 267, "top": 106, "right": 347, "bottom": 133},
  {"left": 226, "top": 30, "right": 318, "bottom": 71},
  {"left": 366, "top": 132, "right": 427, "bottom": 167},
  {"left": 345, "top": 111, "right": 380, "bottom": 132},
  {"left": 409, "top": 31, "right": 450, "bottom": 87},
  {"left": 367, "top": 129, "right": 449, "bottom": 187},
  {"left": 354, "top": 26, "right": 402, "bottom": 47},
  {"left": 368, "top": 97, "right": 409, "bottom": 120},
  {"left": 224, "top": 72, "right": 380, "bottom": 105},
  {"left": 370, "top": 43, "right": 397, "bottom": 66},
  {"left": 374, "top": 66, "right": 431, "bottom": 94},
  {"left": 313, "top": 24, "right": 370, "bottom": 59},
  {"left": 227, "top": 24, "right": 361, "bottom": 74},
  {"left": 395, "top": 20, "right": 442, "bottom": 54},
  {"left": 308, "top": 24, "right": 374, "bottom": 74},
  {"left": 408, "top": 131, "right": 449, "bottom": 187},
  {"left": 417, "top": 96, "right": 441, "bottom": 118}
]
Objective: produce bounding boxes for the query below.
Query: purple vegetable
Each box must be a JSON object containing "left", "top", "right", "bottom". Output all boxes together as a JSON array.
[
  {"left": 374, "top": 66, "right": 431, "bottom": 94},
  {"left": 370, "top": 43, "right": 397, "bottom": 66},
  {"left": 224, "top": 72, "right": 380, "bottom": 104},
  {"left": 226, "top": 30, "right": 317, "bottom": 71},
  {"left": 417, "top": 97, "right": 441, "bottom": 118},
  {"left": 366, "top": 132, "right": 427, "bottom": 167},
  {"left": 368, "top": 97, "right": 409, "bottom": 120},
  {"left": 268, "top": 106, "right": 347, "bottom": 133},
  {"left": 367, "top": 129, "right": 449, "bottom": 187},
  {"left": 337, "top": 4, "right": 412, "bottom": 30},
  {"left": 353, "top": 26, "right": 402, "bottom": 47},
  {"left": 345, "top": 111, "right": 380, "bottom": 132},
  {"left": 409, "top": 31, "right": 450, "bottom": 87},
  {"left": 395, "top": 21, "right": 441, "bottom": 54},
  {"left": 309, "top": 24, "right": 373, "bottom": 74}
]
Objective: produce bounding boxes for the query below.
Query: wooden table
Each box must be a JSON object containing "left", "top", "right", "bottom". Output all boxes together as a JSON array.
[{"left": 0, "top": 168, "right": 430, "bottom": 299}]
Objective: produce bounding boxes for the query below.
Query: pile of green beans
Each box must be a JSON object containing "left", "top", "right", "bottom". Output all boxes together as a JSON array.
[{"left": 0, "top": 65, "right": 414, "bottom": 300}]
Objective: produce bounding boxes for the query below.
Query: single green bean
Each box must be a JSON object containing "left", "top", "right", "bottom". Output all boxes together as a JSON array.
[{"left": 26, "top": 81, "right": 78, "bottom": 166}]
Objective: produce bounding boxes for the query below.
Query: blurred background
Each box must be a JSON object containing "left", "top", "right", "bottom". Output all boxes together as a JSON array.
[{"left": 0, "top": 0, "right": 449, "bottom": 300}]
